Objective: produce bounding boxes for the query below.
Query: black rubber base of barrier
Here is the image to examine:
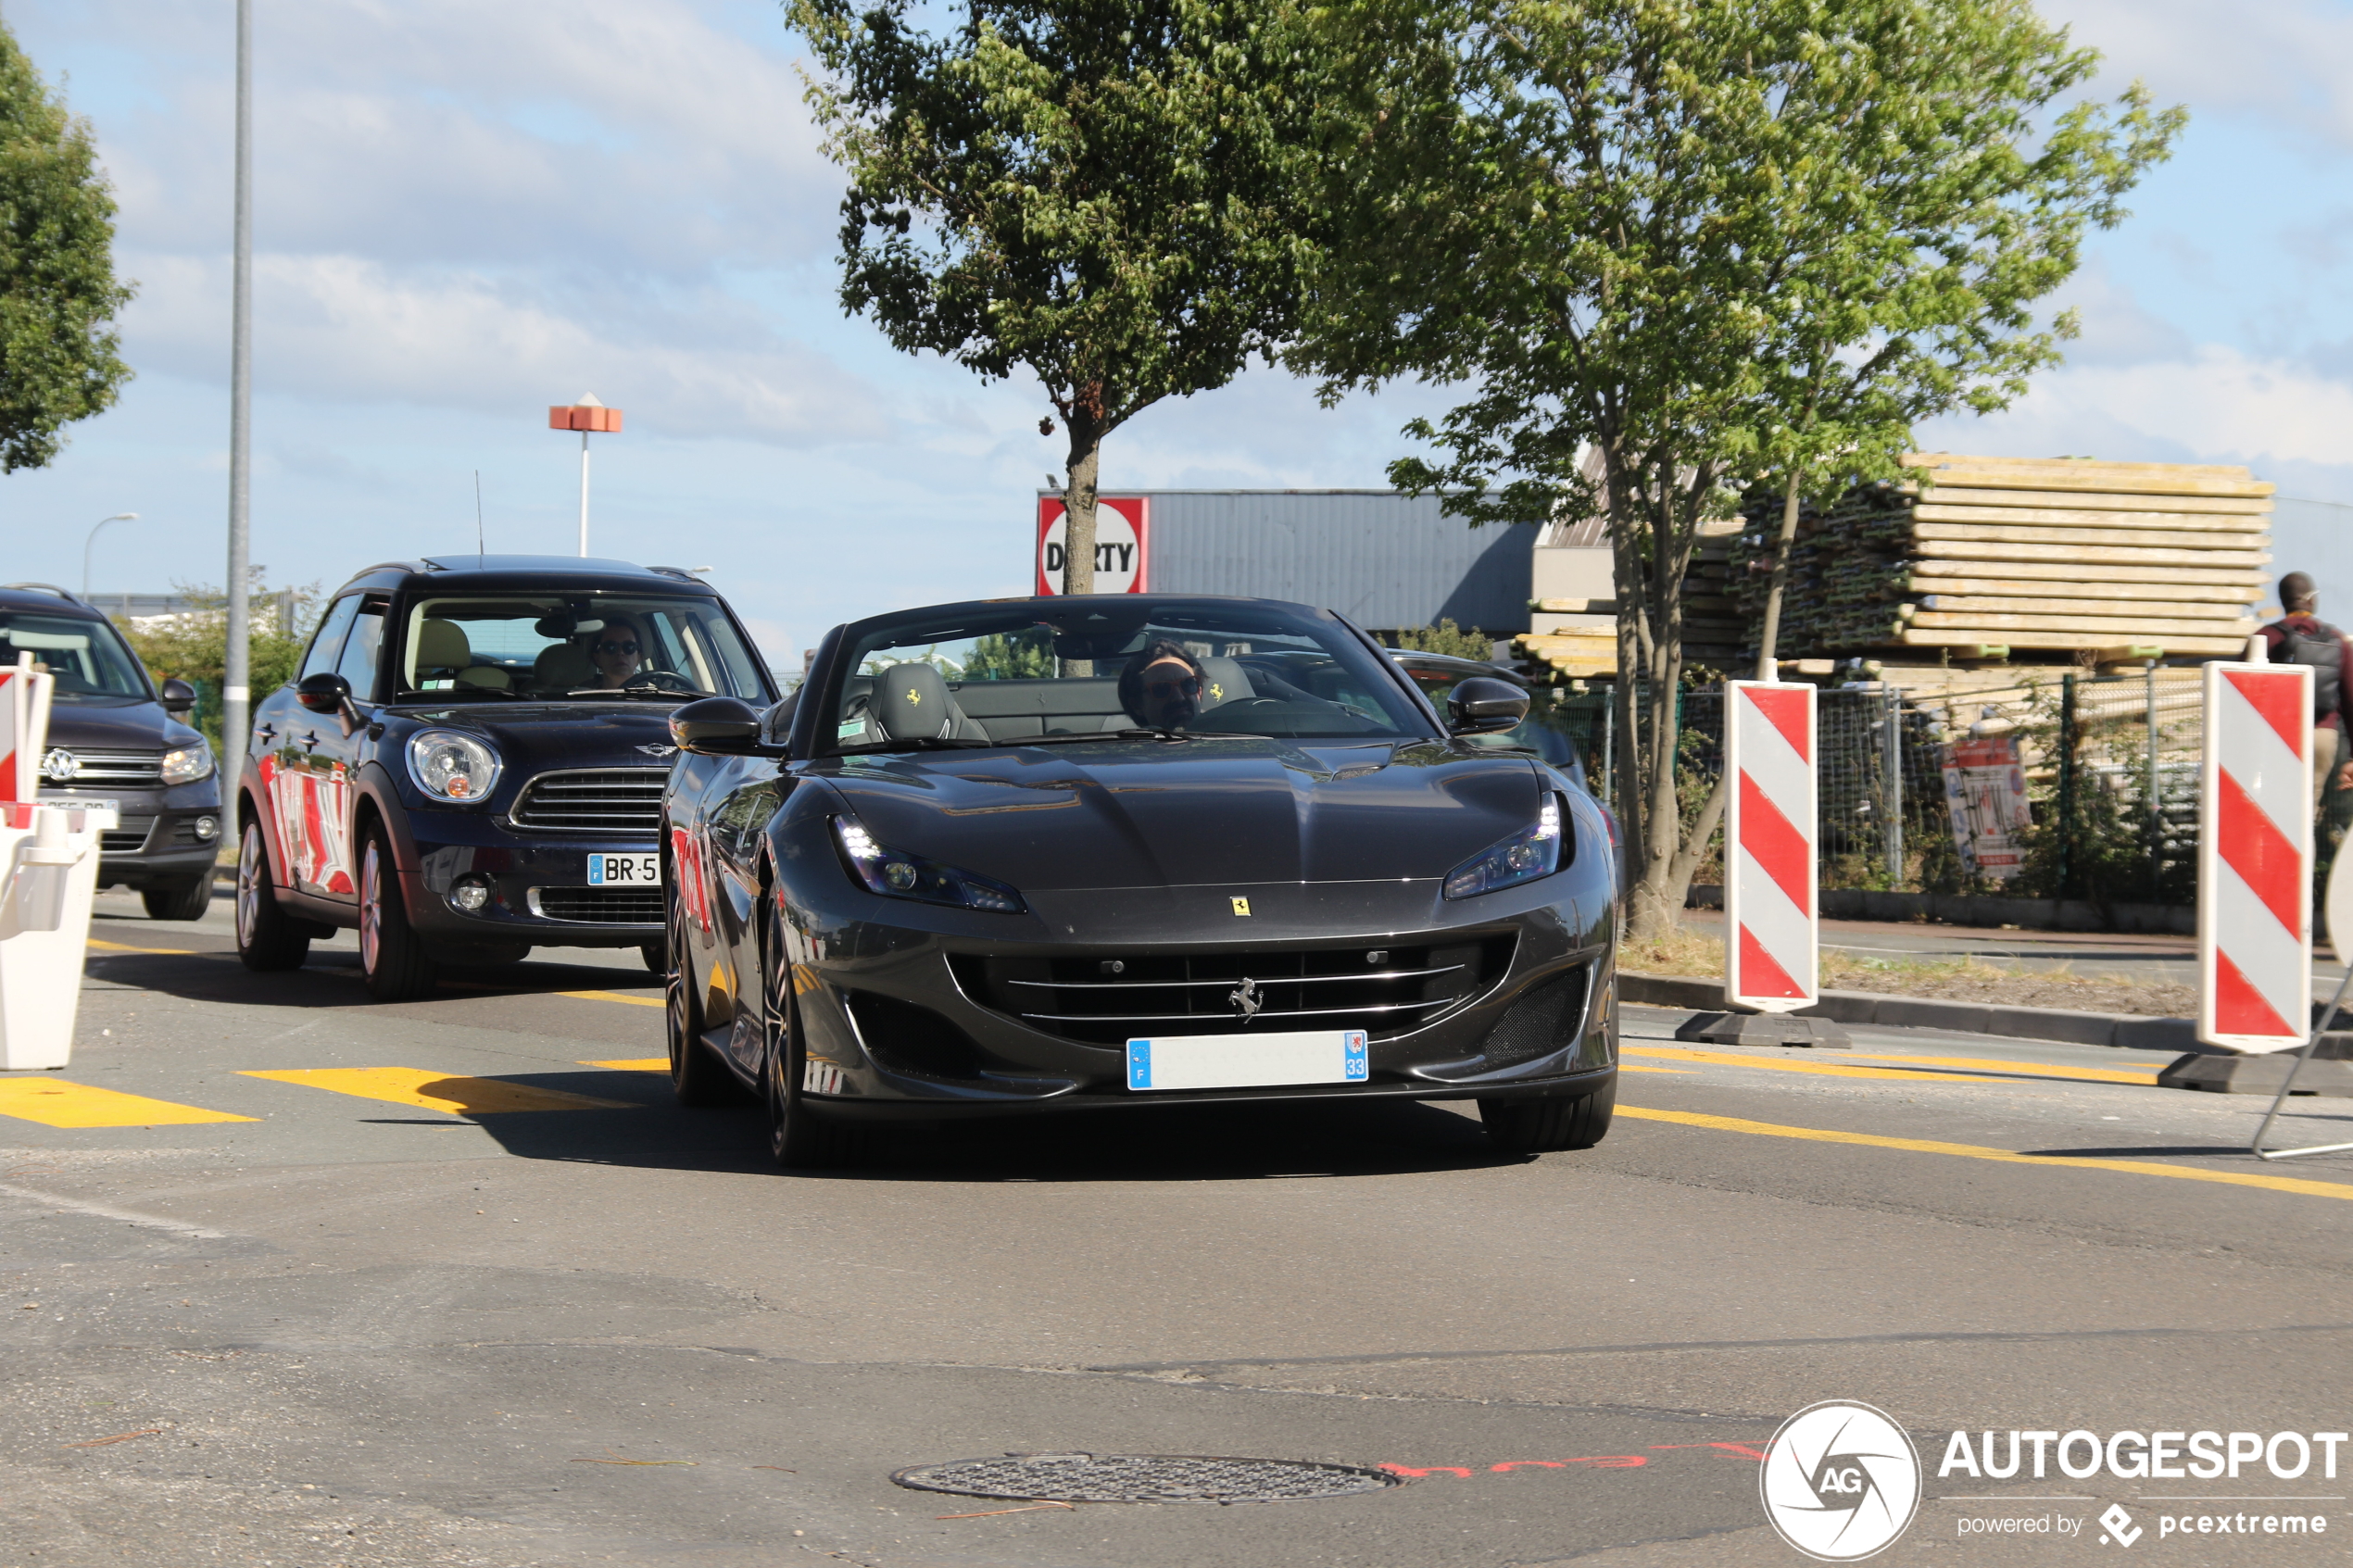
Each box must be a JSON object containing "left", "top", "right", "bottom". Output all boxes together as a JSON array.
[
  {"left": 1673, "top": 1011, "right": 1853, "bottom": 1048},
  {"left": 1621, "top": 971, "right": 2197, "bottom": 1050},
  {"left": 2158, "top": 1049, "right": 2353, "bottom": 1098}
]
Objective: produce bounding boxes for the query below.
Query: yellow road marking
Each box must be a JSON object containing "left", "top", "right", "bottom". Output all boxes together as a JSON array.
[
  {"left": 1624, "top": 1044, "right": 2001, "bottom": 1083},
  {"left": 85, "top": 938, "right": 195, "bottom": 956},
  {"left": 1619, "top": 1063, "right": 1697, "bottom": 1074},
  {"left": 559, "top": 989, "right": 664, "bottom": 1009},
  {"left": 584, "top": 1058, "right": 670, "bottom": 1073},
  {"left": 0, "top": 1079, "right": 255, "bottom": 1128},
  {"left": 239, "top": 1068, "right": 635, "bottom": 1115},
  {"left": 1617, "top": 1105, "right": 2353, "bottom": 1202},
  {"left": 1843, "top": 1049, "right": 2163, "bottom": 1085}
]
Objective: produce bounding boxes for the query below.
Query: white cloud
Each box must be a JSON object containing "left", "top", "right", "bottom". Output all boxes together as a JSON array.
[{"left": 2048, "top": 0, "right": 2353, "bottom": 148}]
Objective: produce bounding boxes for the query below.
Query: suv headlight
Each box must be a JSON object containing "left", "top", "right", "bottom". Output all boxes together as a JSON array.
[
  {"left": 159, "top": 740, "right": 215, "bottom": 785},
  {"left": 408, "top": 730, "right": 502, "bottom": 804},
  {"left": 832, "top": 815, "right": 1026, "bottom": 913},
  {"left": 1443, "top": 796, "right": 1564, "bottom": 899}
]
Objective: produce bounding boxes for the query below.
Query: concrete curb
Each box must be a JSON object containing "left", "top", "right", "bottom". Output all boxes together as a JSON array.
[{"left": 1619, "top": 971, "right": 2200, "bottom": 1051}]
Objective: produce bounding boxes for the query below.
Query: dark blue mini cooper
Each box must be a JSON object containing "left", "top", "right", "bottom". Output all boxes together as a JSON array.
[{"left": 233, "top": 555, "right": 775, "bottom": 998}]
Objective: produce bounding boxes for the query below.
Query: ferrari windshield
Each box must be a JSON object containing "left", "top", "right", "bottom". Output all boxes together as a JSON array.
[
  {"left": 827, "top": 598, "right": 1434, "bottom": 752},
  {"left": 394, "top": 595, "right": 767, "bottom": 702}
]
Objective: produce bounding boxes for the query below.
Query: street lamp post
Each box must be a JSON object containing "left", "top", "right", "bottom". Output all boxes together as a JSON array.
[
  {"left": 547, "top": 395, "right": 623, "bottom": 557},
  {"left": 82, "top": 513, "right": 140, "bottom": 601}
]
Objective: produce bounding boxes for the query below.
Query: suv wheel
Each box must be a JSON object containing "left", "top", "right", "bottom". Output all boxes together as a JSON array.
[
  {"left": 234, "top": 821, "right": 310, "bottom": 971},
  {"left": 358, "top": 828, "right": 435, "bottom": 1001},
  {"left": 145, "top": 874, "right": 214, "bottom": 922}
]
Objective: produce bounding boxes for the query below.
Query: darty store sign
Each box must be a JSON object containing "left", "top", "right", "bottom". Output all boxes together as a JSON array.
[{"left": 1036, "top": 496, "right": 1149, "bottom": 595}]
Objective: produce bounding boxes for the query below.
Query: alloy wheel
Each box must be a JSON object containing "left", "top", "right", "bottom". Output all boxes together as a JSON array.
[
  {"left": 359, "top": 839, "right": 384, "bottom": 975},
  {"left": 236, "top": 824, "right": 264, "bottom": 947}
]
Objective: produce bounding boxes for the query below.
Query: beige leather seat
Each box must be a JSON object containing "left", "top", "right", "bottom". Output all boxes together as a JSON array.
[
  {"left": 414, "top": 619, "right": 510, "bottom": 689},
  {"left": 532, "top": 640, "right": 596, "bottom": 691}
]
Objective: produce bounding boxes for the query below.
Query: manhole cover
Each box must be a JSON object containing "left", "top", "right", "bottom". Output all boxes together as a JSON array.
[{"left": 891, "top": 1451, "right": 1404, "bottom": 1505}]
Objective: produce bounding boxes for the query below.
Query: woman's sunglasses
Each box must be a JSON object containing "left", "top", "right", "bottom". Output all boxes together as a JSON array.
[{"left": 596, "top": 640, "right": 639, "bottom": 656}]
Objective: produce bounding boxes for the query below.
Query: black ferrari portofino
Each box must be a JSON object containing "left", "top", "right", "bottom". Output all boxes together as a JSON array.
[{"left": 662, "top": 595, "right": 1619, "bottom": 1166}]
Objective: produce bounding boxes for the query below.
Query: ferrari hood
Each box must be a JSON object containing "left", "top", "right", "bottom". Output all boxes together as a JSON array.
[{"left": 810, "top": 737, "right": 1545, "bottom": 891}]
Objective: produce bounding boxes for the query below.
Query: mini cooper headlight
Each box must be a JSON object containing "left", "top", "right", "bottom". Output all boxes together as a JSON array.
[
  {"left": 407, "top": 730, "right": 502, "bottom": 804},
  {"left": 832, "top": 815, "right": 1026, "bottom": 914},
  {"left": 159, "top": 740, "right": 215, "bottom": 785},
  {"left": 1443, "top": 797, "right": 1564, "bottom": 899}
]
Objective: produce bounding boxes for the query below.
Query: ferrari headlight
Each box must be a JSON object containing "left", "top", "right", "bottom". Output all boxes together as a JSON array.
[
  {"left": 1443, "top": 797, "right": 1564, "bottom": 899},
  {"left": 407, "top": 730, "right": 502, "bottom": 804},
  {"left": 832, "top": 815, "right": 1026, "bottom": 914},
  {"left": 159, "top": 740, "right": 215, "bottom": 785}
]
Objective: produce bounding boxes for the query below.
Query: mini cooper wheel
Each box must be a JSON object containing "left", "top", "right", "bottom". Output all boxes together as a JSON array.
[
  {"left": 234, "top": 820, "right": 310, "bottom": 971},
  {"left": 358, "top": 827, "right": 436, "bottom": 1002},
  {"left": 1479, "top": 1079, "right": 1615, "bottom": 1154},
  {"left": 761, "top": 893, "right": 857, "bottom": 1169},
  {"left": 665, "top": 867, "right": 744, "bottom": 1107}
]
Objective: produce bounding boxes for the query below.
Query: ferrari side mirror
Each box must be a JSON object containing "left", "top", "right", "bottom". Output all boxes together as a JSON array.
[
  {"left": 1447, "top": 677, "right": 1529, "bottom": 735},
  {"left": 671, "top": 696, "right": 769, "bottom": 756}
]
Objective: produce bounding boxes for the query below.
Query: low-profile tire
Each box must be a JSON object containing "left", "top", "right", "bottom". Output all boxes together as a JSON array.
[
  {"left": 760, "top": 894, "right": 858, "bottom": 1169},
  {"left": 233, "top": 820, "right": 310, "bottom": 972},
  {"left": 358, "top": 827, "right": 436, "bottom": 1002},
  {"left": 665, "top": 868, "right": 745, "bottom": 1107},
  {"left": 1479, "top": 1079, "right": 1616, "bottom": 1155},
  {"left": 144, "top": 874, "right": 215, "bottom": 922}
]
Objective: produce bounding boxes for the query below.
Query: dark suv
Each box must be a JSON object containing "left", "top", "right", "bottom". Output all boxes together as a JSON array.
[
  {"left": 2, "top": 583, "right": 221, "bottom": 919},
  {"left": 233, "top": 556, "right": 776, "bottom": 999}
]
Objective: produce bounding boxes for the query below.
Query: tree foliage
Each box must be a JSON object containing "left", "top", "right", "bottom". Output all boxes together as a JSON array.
[
  {"left": 122, "top": 581, "right": 320, "bottom": 754},
  {"left": 1298, "top": 0, "right": 2182, "bottom": 936},
  {"left": 0, "top": 21, "right": 132, "bottom": 472},
  {"left": 1393, "top": 618, "right": 1494, "bottom": 660},
  {"left": 789, "top": 0, "right": 1315, "bottom": 608}
]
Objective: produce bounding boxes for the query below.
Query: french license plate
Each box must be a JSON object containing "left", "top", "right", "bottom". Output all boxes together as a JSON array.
[
  {"left": 586, "top": 853, "right": 660, "bottom": 887},
  {"left": 1126, "top": 1030, "right": 1368, "bottom": 1092}
]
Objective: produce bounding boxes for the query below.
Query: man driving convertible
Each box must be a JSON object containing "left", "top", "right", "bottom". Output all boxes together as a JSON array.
[{"left": 1118, "top": 639, "right": 1208, "bottom": 730}]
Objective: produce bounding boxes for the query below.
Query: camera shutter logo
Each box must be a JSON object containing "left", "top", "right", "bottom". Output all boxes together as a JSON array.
[{"left": 1759, "top": 1400, "right": 1920, "bottom": 1561}]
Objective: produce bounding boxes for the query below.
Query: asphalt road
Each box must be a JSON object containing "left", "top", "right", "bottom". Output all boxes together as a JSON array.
[{"left": 3, "top": 890, "right": 2350, "bottom": 1567}]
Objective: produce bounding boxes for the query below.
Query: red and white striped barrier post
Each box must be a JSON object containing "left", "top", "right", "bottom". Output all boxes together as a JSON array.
[
  {"left": 1724, "top": 680, "right": 1819, "bottom": 1013},
  {"left": 2197, "top": 661, "right": 2311, "bottom": 1051}
]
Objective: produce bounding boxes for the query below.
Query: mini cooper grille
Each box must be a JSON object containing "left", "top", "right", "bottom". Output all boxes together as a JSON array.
[
  {"left": 534, "top": 885, "right": 664, "bottom": 923},
  {"left": 953, "top": 937, "right": 1515, "bottom": 1047},
  {"left": 509, "top": 768, "right": 667, "bottom": 834},
  {"left": 99, "top": 815, "right": 157, "bottom": 854}
]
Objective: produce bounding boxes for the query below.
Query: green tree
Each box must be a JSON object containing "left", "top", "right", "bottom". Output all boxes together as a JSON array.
[
  {"left": 1298, "top": 0, "right": 2180, "bottom": 937},
  {"left": 0, "top": 22, "right": 133, "bottom": 471},
  {"left": 121, "top": 580, "right": 319, "bottom": 754},
  {"left": 1393, "top": 619, "right": 1493, "bottom": 660},
  {"left": 788, "top": 0, "right": 1315, "bottom": 633}
]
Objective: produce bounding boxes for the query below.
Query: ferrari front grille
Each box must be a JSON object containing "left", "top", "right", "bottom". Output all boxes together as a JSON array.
[
  {"left": 509, "top": 768, "right": 666, "bottom": 834},
  {"left": 952, "top": 937, "right": 1516, "bottom": 1047}
]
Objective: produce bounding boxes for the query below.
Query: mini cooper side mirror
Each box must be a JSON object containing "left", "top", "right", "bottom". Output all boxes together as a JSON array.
[
  {"left": 1447, "top": 676, "right": 1529, "bottom": 735},
  {"left": 671, "top": 696, "right": 767, "bottom": 755},
  {"left": 296, "top": 671, "right": 352, "bottom": 715},
  {"left": 159, "top": 677, "right": 198, "bottom": 717}
]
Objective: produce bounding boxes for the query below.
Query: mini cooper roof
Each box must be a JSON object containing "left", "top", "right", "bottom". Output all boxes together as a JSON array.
[{"left": 325, "top": 556, "right": 719, "bottom": 599}]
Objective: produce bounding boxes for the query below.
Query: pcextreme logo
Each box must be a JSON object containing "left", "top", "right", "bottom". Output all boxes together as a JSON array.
[{"left": 1760, "top": 1400, "right": 1922, "bottom": 1562}]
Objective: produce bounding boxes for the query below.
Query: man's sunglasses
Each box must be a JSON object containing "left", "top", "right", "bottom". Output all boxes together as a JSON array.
[
  {"left": 595, "top": 640, "right": 639, "bottom": 655},
  {"left": 1143, "top": 674, "right": 1200, "bottom": 696}
]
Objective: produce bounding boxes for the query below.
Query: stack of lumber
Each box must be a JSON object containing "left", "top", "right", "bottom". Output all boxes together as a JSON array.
[
  {"left": 1725, "top": 455, "right": 2270, "bottom": 659},
  {"left": 1514, "top": 521, "right": 1748, "bottom": 678}
]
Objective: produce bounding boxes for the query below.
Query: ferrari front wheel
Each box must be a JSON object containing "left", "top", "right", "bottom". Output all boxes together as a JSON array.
[{"left": 760, "top": 894, "right": 857, "bottom": 1169}]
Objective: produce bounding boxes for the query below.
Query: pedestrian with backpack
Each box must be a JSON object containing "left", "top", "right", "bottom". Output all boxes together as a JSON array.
[{"left": 2257, "top": 571, "right": 2353, "bottom": 817}]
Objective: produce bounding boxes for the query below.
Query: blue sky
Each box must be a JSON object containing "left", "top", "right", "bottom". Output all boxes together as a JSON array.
[{"left": 6, "top": 0, "right": 2352, "bottom": 660}]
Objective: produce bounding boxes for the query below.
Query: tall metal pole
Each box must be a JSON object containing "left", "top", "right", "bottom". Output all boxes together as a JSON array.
[
  {"left": 222, "top": 0, "right": 255, "bottom": 799},
  {"left": 578, "top": 429, "right": 590, "bottom": 557}
]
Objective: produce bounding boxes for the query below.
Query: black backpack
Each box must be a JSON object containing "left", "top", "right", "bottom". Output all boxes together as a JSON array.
[{"left": 2277, "top": 618, "right": 2346, "bottom": 720}]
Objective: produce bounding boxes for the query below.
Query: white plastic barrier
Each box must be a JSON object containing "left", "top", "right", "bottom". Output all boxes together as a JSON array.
[
  {"left": 2197, "top": 661, "right": 2311, "bottom": 1050},
  {"left": 0, "top": 799, "right": 115, "bottom": 1070},
  {"left": 1723, "top": 679, "right": 1819, "bottom": 1011}
]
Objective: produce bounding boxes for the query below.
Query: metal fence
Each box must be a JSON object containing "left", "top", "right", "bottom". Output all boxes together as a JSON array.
[{"left": 1538, "top": 670, "right": 2270, "bottom": 911}]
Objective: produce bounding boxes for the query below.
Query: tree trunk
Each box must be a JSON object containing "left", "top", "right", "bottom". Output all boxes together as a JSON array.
[
  {"left": 1754, "top": 469, "right": 1803, "bottom": 680},
  {"left": 1058, "top": 414, "right": 1103, "bottom": 675}
]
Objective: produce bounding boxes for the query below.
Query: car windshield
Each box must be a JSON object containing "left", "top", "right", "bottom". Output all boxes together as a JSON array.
[
  {"left": 395, "top": 595, "right": 766, "bottom": 703},
  {"left": 1397, "top": 661, "right": 1587, "bottom": 781},
  {"left": 827, "top": 599, "right": 1433, "bottom": 753},
  {"left": 0, "top": 610, "right": 150, "bottom": 704}
]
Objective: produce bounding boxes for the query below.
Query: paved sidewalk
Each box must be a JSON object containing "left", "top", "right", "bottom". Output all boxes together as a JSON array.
[{"left": 1680, "top": 908, "right": 2349, "bottom": 990}]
